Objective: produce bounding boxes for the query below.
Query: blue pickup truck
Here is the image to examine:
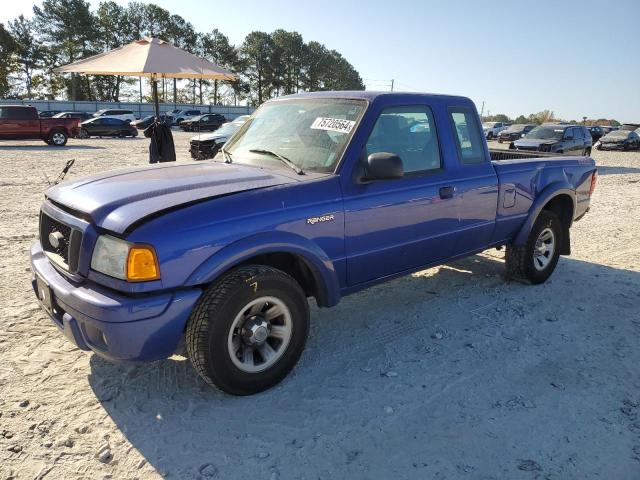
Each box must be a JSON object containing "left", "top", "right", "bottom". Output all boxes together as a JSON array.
[{"left": 31, "top": 92, "right": 597, "bottom": 395}]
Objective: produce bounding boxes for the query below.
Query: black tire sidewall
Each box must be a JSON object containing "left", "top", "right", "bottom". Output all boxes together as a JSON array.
[
  {"left": 200, "top": 270, "right": 309, "bottom": 395},
  {"left": 524, "top": 211, "right": 562, "bottom": 284}
]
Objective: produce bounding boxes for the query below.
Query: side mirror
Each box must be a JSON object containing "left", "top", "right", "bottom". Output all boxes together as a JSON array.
[{"left": 365, "top": 152, "right": 403, "bottom": 181}]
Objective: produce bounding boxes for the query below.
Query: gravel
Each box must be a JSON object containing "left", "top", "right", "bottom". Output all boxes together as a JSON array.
[{"left": 0, "top": 133, "right": 639, "bottom": 479}]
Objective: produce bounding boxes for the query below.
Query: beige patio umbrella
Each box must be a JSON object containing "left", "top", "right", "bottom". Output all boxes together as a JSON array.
[{"left": 54, "top": 37, "right": 236, "bottom": 118}]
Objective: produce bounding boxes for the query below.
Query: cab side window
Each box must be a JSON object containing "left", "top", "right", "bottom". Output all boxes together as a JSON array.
[
  {"left": 365, "top": 105, "right": 441, "bottom": 174},
  {"left": 449, "top": 107, "right": 485, "bottom": 164}
]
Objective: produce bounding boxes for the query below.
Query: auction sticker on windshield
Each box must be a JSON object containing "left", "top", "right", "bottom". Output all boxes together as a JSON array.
[{"left": 311, "top": 117, "right": 355, "bottom": 134}]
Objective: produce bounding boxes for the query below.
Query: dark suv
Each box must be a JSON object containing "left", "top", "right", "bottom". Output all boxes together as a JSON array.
[
  {"left": 497, "top": 124, "right": 535, "bottom": 143},
  {"left": 512, "top": 124, "right": 592, "bottom": 154},
  {"left": 587, "top": 126, "right": 604, "bottom": 142}
]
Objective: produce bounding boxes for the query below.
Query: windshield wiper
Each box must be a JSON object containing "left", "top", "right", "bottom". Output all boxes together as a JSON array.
[
  {"left": 221, "top": 147, "right": 233, "bottom": 163},
  {"left": 249, "top": 149, "right": 305, "bottom": 175}
]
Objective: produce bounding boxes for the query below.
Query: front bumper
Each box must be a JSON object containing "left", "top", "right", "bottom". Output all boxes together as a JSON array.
[
  {"left": 599, "top": 143, "right": 626, "bottom": 150},
  {"left": 189, "top": 141, "right": 218, "bottom": 159},
  {"left": 30, "top": 242, "right": 202, "bottom": 362}
]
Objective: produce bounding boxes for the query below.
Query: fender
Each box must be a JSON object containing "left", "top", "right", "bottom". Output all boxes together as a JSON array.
[
  {"left": 513, "top": 182, "right": 576, "bottom": 247},
  {"left": 185, "top": 231, "right": 341, "bottom": 307}
]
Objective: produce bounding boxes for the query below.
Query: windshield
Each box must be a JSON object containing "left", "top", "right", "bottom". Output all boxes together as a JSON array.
[
  {"left": 52, "top": 112, "right": 66, "bottom": 118},
  {"left": 224, "top": 98, "right": 367, "bottom": 173},
  {"left": 525, "top": 126, "right": 564, "bottom": 140},
  {"left": 608, "top": 130, "right": 629, "bottom": 137},
  {"left": 215, "top": 122, "right": 242, "bottom": 136},
  {"left": 504, "top": 124, "right": 526, "bottom": 132}
]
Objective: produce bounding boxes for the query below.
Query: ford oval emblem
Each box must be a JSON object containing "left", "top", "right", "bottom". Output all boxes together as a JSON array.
[{"left": 48, "top": 231, "right": 64, "bottom": 249}]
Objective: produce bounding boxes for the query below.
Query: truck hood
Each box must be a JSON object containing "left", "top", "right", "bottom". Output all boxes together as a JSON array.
[
  {"left": 190, "top": 132, "right": 228, "bottom": 143},
  {"left": 514, "top": 138, "right": 558, "bottom": 148},
  {"left": 46, "top": 162, "right": 296, "bottom": 234}
]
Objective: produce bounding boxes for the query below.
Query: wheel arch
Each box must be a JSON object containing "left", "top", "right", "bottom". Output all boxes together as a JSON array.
[
  {"left": 514, "top": 183, "right": 576, "bottom": 255},
  {"left": 185, "top": 232, "right": 341, "bottom": 308}
]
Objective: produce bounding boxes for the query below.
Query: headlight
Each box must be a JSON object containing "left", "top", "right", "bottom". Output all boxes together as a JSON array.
[{"left": 91, "top": 235, "right": 160, "bottom": 281}]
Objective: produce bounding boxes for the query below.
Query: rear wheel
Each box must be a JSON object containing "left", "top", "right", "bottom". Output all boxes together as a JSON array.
[
  {"left": 505, "top": 210, "right": 562, "bottom": 284},
  {"left": 186, "top": 265, "right": 310, "bottom": 395},
  {"left": 79, "top": 128, "right": 89, "bottom": 139},
  {"left": 49, "top": 130, "right": 68, "bottom": 146}
]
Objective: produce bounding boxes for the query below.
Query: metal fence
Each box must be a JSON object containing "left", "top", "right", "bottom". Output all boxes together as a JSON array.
[{"left": 0, "top": 99, "right": 254, "bottom": 120}]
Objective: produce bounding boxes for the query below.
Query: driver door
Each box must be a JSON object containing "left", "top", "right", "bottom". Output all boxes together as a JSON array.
[{"left": 343, "top": 105, "right": 460, "bottom": 286}]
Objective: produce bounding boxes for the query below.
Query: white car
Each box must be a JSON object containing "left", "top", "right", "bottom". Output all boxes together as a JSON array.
[
  {"left": 169, "top": 109, "right": 202, "bottom": 125},
  {"left": 482, "top": 121, "right": 509, "bottom": 140},
  {"left": 93, "top": 109, "right": 137, "bottom": 123},
  {"left": 189, "top": 118, "right": 248, "bottom": 160}
]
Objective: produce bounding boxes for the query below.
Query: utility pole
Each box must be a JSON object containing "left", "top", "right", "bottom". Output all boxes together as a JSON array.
[
  {"left": 480, "top": 101, "right": 485, "bottom": 118},
  {"left": 390, "top": 79, "right": 394, "bottom": 92}
]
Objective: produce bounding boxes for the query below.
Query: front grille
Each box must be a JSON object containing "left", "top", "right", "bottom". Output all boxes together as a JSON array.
[
  {"left": 517, "top": 145, "right": 538, "bottom": 151},
  {"left": 40, "top": 211, "right": 82, "bottom": 272}
]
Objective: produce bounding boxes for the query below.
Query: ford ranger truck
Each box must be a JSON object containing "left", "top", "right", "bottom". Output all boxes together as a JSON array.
[
  {"left": 30, "top": 92, "right": 597, "bottom": 395},
  {"left": 0, "top": 105, "right": 79, "bottom": 145}
]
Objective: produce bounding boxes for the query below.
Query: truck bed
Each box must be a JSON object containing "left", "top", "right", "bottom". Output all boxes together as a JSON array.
[{"left": 489, "top": 149, "right": 565, "bottom": 161}]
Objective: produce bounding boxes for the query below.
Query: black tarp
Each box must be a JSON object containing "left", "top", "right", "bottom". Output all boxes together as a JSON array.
[{"left": 144, "top": 121, "right": 176, "bottom": 163}]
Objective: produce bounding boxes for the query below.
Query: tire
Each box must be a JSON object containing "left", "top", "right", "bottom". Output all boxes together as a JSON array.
[
  {"left": 487, "top": 132, "right": 494, "bottom": 140},
  {"left": 49, "top": 130, "right": 68, "bottom": 146},
  {"left": 79, "top": 128, "right": 89, "bottom": 139},
  {"left": 505, "top": 210, "right": 563, "bottom": 284},
  {"left": 585, "top": 147, "right": 592, "bottom": 156},
  {"left": 186, "top": 265, "right": 310, "bottom": 395}
]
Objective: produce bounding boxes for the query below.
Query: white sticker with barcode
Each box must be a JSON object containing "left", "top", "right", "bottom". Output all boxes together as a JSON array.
[{"left": 311, "top": 117, "right": 355, "bottom": 134}]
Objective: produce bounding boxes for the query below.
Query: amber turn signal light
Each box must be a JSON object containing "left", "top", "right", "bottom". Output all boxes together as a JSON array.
[{"left": 126, "top": 246, "right": 160, "bottom": 281}]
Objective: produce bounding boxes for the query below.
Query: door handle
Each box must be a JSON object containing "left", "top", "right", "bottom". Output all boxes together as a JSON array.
[{"left": 439, "top": 186, "right": 455, "bottom": 199}]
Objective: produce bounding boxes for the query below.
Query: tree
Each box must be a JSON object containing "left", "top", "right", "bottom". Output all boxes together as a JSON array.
[
  {"left": 271, "top": 30, "right": 305, "bottom": 95},
  {"left": 514, "top": 115, "right": 529, "bottom": 124},
  {"left": 530, "top": 109, "right": 555, "bottom": 124},
  {"left": 94, "top": 2, "right": 134, "bottom": 101},
  {"left": 240, "top": 31, "right": 276, "bottom": 105},
  {"left": 8, "top": 15, "right": 42, "bottom": 98},
  {"left": 0, "top": 23, "right": 17, "bottom": 97},
  {"left": 33, "top": 0, "right": 97, "bottom": 100},
  {"left": 199, "top": 29, "right": 236, "bottom": 104}
]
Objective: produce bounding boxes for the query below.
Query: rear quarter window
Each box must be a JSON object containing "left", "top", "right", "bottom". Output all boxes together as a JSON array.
[{"left": 449, "top": 106, "right": 486, "bottom": 164}]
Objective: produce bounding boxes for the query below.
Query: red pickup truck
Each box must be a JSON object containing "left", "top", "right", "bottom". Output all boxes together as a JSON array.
[{"left": 0, "top": 105, "right": 80, "bottom": 146}]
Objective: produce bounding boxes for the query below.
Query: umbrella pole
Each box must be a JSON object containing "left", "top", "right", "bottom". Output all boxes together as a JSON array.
[{"left": 151, "top": 75, "right": 160, "bottom": 120}]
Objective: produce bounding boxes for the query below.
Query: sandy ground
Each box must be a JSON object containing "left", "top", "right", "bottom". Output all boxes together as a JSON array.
[{"left": 0, "top": 132, "right": 639, "bottom": 480}]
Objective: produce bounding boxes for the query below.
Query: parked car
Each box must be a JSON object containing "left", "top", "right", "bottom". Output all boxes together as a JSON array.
[
  {"left": 232, "top": 115, "right": 251, "bottom": 123},
  {"left": 168, "top": 109, "right": 201, "bottom": 125},
  {"left": 53, "top": 111, "right": 93, "bottom": 122},
  {"left": 189, "top": 117, "right": 248, "bottom": 159},
  {"left": 596, "top": 129, "right": 640, "bottom": 151},
  {"left": 131, "top": 116, "right": 155, "bottom": 129},
  {"left": 0, "top": 105, "right": 79, "bottom": 145},
  {"left": 599, "top": 125, "right": 618, "bottom": 134},
  {"left": 93, "top": 109, "right": 137, "bottom": 123},
  {"left": 30, "top": 91, "right": 596, "bottom": 395},
  {"left": 180, "top": 113, "right": 226, "bottom": 132},
  {"left": 482, "top": 121, "right": 508, "bottom": 139},
  {"left": 497, "top": 124, "right": 535, "bottom": 143},
  {"left": 512, "top": 124, "right": 592, "bottom": 154},
  {"left": 38, "top": 110, "right": 62, "bottom": 118},
  {"left": 79, "top": 117, "right": 138, "bottom": 138},
  {"left": 586, "top": 125, "right": 605, "bottom": 142}
]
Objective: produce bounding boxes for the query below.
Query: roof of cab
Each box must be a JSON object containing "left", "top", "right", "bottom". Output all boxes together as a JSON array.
[{"left": 270, "top": 90, "right": 474, "bottom": 104}]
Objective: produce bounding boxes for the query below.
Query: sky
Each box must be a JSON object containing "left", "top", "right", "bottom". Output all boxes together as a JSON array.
[{"left": 2, "top": 0, "right": 639, "bottom": 122}]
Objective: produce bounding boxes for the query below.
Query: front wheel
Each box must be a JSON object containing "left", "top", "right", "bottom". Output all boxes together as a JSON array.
[
  {"left": 505, "top": 210, "right": 563, "bottom": 284},
  {"left": 186, "top": 265, "right": 310, "bottom": 395}
]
